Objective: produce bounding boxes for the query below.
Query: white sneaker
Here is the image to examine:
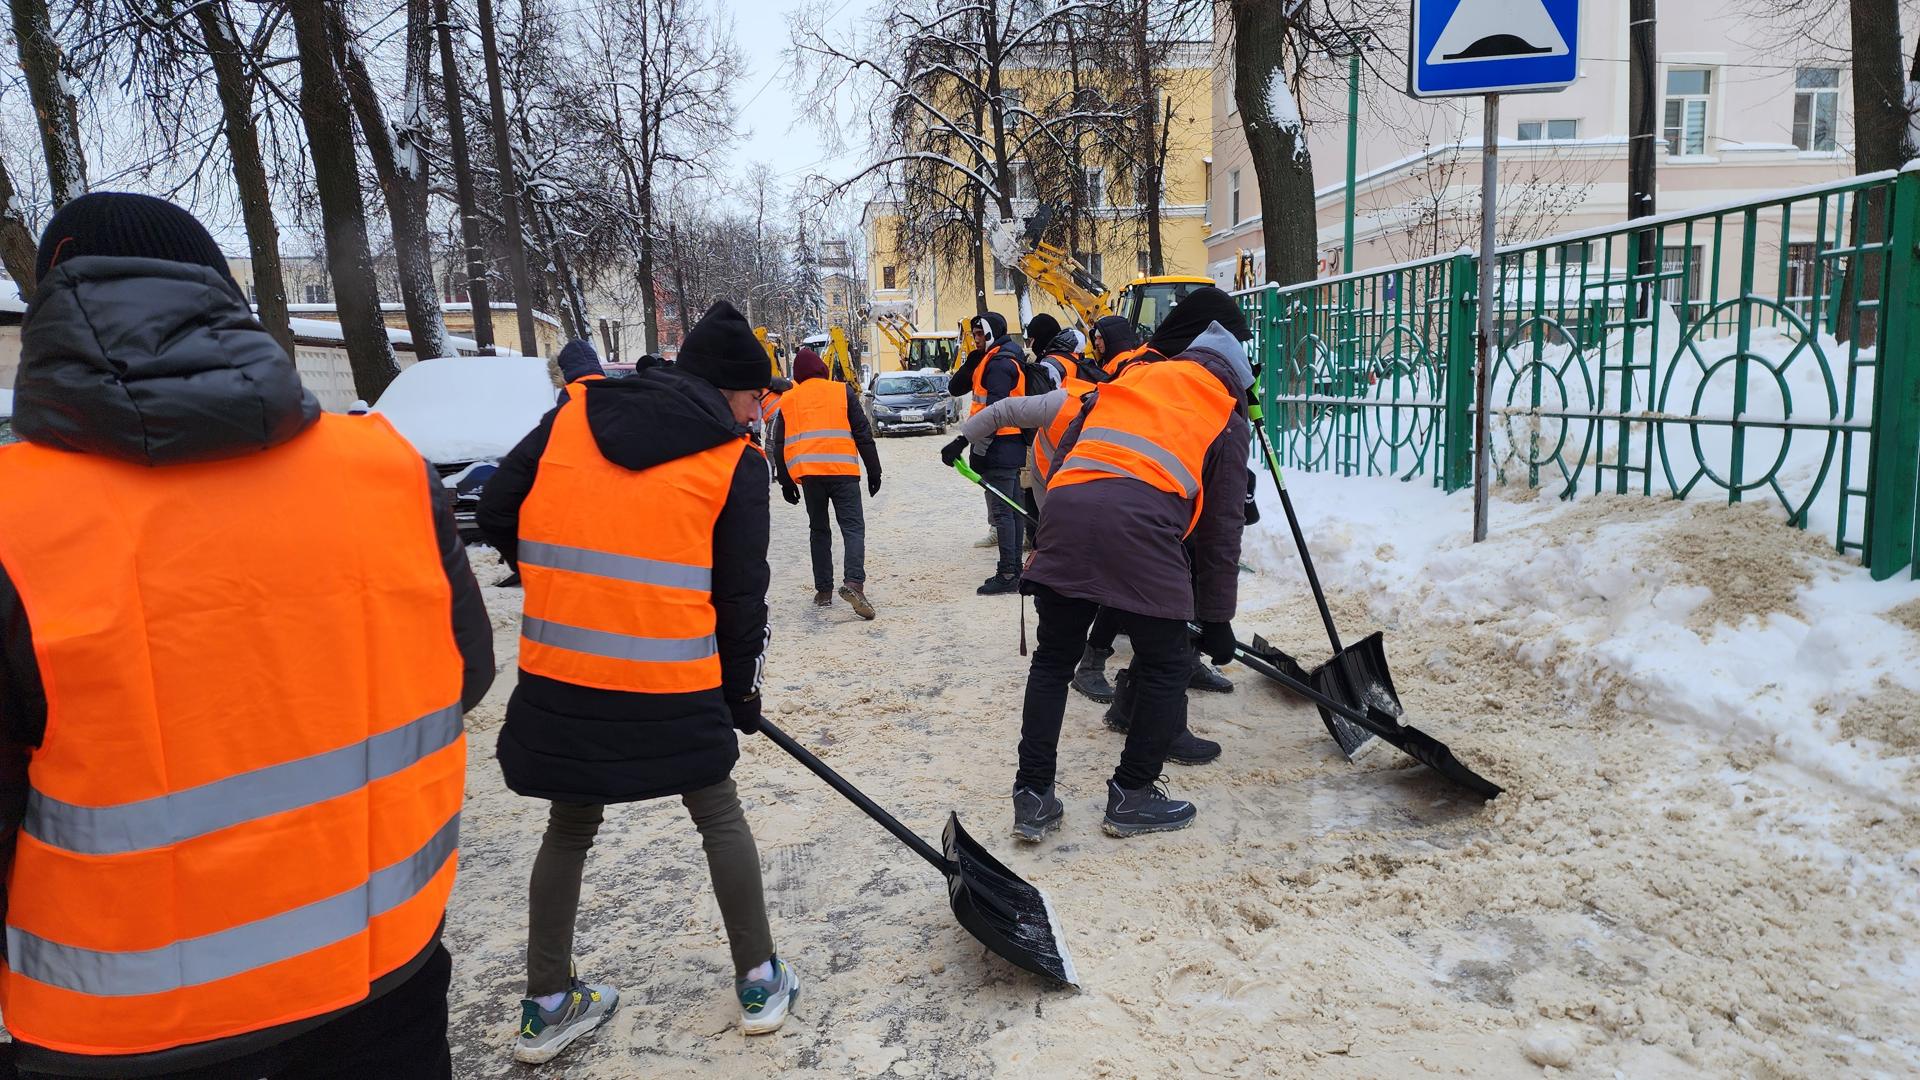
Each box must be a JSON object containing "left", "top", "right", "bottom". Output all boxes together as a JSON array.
[
  {"left": 736, "top": 956, "right": 800, "bottom": 1035},
  {"left": 512, "top": 977, "right": 619, "bottom": 1064}
]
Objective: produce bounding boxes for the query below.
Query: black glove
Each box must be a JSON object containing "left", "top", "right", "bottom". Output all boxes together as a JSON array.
[
  {"left": 728, "top": 694, "right": 763, "bottom": 735},
  {"left": 1243, "top": 471, "right": 1261, "bottom": 526},
  {"left": 1199, "top": 621, "right": 1236, "bottom": 666},
  {"left": 868, "top": 472, "right": 883, "bottom": 497},
  {"left": 781, "top": 482, "right": 801, "bottom": 505},
  {"left": 940, "top": 435, "right": 969, "bottom": 467}
]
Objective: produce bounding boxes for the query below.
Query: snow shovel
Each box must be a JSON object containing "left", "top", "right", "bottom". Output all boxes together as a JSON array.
[
  {"left": 756, "top": 719, "right": 1079, "bottom": 987},
  {"left": 1212, "top": 631, "right": 1503, "bottom": 801},
  {"left": 1244, "top": 395, "right": 1401, "bottom": 762}
]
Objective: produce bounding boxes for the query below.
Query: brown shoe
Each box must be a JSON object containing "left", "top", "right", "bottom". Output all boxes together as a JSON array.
[
  {"left": 813, "top": 590, "right": 833, "bottom": 606},
  {"left": 839, "top": 585, "right": 876, "bottom": 620}
]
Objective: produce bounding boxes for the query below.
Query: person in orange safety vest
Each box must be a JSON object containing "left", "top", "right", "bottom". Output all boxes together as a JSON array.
[{"left": 768, "top": 347, "right": 882, "bottom": 619}]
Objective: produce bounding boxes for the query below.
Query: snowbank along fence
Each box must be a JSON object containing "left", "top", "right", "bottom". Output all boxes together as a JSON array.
[{"left": 1237, "top": 168, "right": 1920, "bottom": 581}]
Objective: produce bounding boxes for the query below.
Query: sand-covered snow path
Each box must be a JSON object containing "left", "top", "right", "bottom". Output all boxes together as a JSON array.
[{"left": 446, "top": 433, "right": 1919, "bottom": 1079}]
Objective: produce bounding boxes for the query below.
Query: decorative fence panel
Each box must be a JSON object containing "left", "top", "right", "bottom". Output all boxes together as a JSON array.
[{"left": 1238, "top": 169, "right": 1920, "bottom": 581}]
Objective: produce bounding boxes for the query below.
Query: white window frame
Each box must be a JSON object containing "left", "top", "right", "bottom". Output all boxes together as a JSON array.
[
  {"left": 1229, "top": 169, "right": 1242, "bottom": 226},
  {"left": 1664, "top": 68, "right": 1713, "bottom": 158},
  {"left": 1010, "top": 160, "right": 1035, "bottom": 203},
  {"left": 1793, "top": 68, "right": 1841, "bottom": 153},
  {"left": 1072, "top": 250, "right": 1104, "bottom": 284},
  {"left": 1081, "top": 166, "right": 1105, "bottom": 209},
  {"left": 1517, "top": 119, "right": 1578, "bottom": 142},
  {"left": 303, "top": 283, "right": 330, "bottom": 305},
  {"left": 1001, "top": 88, "right": 1023, "bottom": 131},
  {"left": 993, "top": 262, "right": 1014, "bottom": 294}
]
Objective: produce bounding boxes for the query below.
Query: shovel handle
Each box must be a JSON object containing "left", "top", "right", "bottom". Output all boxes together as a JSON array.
[
  {"left": 1248, "top": 397, "right": 1345, "bottom": 655},
  {"left": 953, "top": 460, "right": 1037, "bottom": 525},
  {"left": 756, "top": 719, "right": 953, "bottom": 873}
]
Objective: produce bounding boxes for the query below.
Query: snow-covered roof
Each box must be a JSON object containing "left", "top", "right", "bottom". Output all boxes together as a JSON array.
[
  {"left": 283, "top": 301, "right": 563, "bottom": 328},
  {"left": 287, "top": 316, "right": 500, "bottom": 355},
  {"left": 372, "top": 355, "right": 556, "bottom": 463}
]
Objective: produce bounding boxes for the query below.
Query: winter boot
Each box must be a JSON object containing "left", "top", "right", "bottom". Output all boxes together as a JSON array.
[
  {"left": 513, "top": 976, "right": 620, "bottom": 1064},
  {"left": 1071, "top": 645, "right": 1116, "bottom": 703},
  {"left": 1011, "top": 784, "right": 1065, "bottom": 843},
  {"left": 977, "top": 573, "right": 1021, "bottom": 596},
  {"left": 1102, "top": 669, "right": 1136, "bottom": 733},
  {"left": 1102, "top": 778, "right": 1196, "bottom": 838},
  {"left": 813, "top": 590, "right": 834, "bottom": 607},
  {"left": 1165, "top": 728, "right": 1222, "bottom": 766},
  {"left": 1188, "top": 647, "right": 1234, "bottom": 693},
  {"left": 839, "top": 584, "right": 876, "bottom": 620}
]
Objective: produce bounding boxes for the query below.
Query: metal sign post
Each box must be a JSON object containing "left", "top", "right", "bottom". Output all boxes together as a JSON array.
[{"left": 1407, "top": 0, "right": 1580, "bottom": 542}]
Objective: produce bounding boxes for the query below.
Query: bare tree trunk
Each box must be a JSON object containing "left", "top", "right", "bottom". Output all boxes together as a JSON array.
[
  {"left": 637, "top": 182, "right": 661, "bottom": 351},
  {"left": 531, "top": 198, "right": 590, "bottom": 339},
  {"left": 1132, "top": 0, "right": 1165, "bottom": 275},
  {"left": 9, "top": 0, "right": 86, "bottom": 206},
  {"left": 287, "top": 0, "right": 400, "bottom": 400},
  {"left": 972, "top": 188, "right": 989, "bottom": 316},
  {"left": 1841, "top": 0, "right": 1907, "bottom": 342},
  {"left": 1233, "top": 2, "right": 1315, "bottom": 286},
  {"left": 196, "top": 1, "right": 294, "bottom": 359},
  {"left": 1628, "top": 0, "right": 1657, "bottom": 317},
  {"left": 979, "top": 4, "right": 1029, "bottom": 320},
  {"left": 0, "top": 153, "right": 42, "bottom": 300},
  {"left": 476, "top": 0, "right": 540, "bottom": 355},
  {"left": 332, "top": 0, "right": 451, "bottom": 361},
  {"left": 669, "top": 221, "right": 693, "bottom": 337},
  {"left": 436, "top": 0, "right": 494, "bottom": 352}
]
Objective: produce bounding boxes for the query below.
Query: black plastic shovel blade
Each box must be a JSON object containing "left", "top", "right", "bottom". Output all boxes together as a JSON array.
[
  {"left": 1311, "top": 631, "right": 1408, "bottom": 760},
  {"left": 1248, "top": 634, "right": 1379, "bottom": 760},
  {"left": 941, "top": 812, "right": 1079, "bottom": 987}
]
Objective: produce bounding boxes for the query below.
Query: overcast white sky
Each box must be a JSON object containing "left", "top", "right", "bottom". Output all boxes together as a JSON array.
[{"left": 725, "top": 0, "right": 870, "bottom": 196}]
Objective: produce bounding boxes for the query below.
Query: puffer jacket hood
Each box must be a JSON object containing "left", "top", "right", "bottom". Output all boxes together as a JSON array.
[
  {"left": 14, "top": 256, "right": 319, "bottom": 465},
  {"left": 556, "top": 338, "right": 605, "bottom": 383},
  {"left": 1091, "top": 314, "right": 1140, "bottom": 359},
  {"left": 581, "top": 362, "right": 744, "bottom": 472},
  {"left": 975, "top": 310, "right": 1010, "bottom": 344},
  {"left": 1045, "top": 329, "right": 1081, "bottom": 358}
]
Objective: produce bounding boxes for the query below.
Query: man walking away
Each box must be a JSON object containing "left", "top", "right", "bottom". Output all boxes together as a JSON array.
[
  {"left": 770, "top": 347, "right": 882, "bottom": 619},
  {"left": 1009, "top": 304, "right": 1254, "bottom": 842},
  {"left": 0, "top": 193, "right": 493, "bottom": 1079},
  {"left": 947, "top": 312, "right": 1026, "bottom": 594},
  {"left": 478, "top": 300, "right": 799, "bottom": 1065}
]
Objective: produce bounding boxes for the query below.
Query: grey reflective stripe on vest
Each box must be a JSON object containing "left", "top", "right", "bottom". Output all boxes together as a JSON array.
[
  {"left": 522, "top": 616, "right": 717, "bottom": 663},
  {"left": 785, "top": 453, "right": 862, "bottom": 468},
  {"left": 25, "top": 704, "right": 463, "bottom": 858},
  {"left": 1069, "top": 427, "right": 1200, "bottom": 497},
  {"left": 6, "top": 811, "right": 458, "bottom": 998},
  {"left": 784, "top": 428, "right": 852, "bottom": 444},
  {"left": 518, "top": 539, "right": 710, "bottom": 591}
]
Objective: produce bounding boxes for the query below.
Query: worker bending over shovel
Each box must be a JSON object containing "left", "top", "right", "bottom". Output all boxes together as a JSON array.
[{"left": 1008, "top": 294, "right": 1255, "bottom": 841}]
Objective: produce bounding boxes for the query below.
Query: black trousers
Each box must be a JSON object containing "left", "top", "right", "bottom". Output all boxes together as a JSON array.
[
  {"left": 1086, "top": 606, "right": 1120, "bottom": 651},
  {"left": 979, "top": 465, "right": 1024, "bottom": 578},
  {"left": 15, "top": 945, "right": 453, "bottom": 1080},
  {"left": 801, "top": 475, "right": 866, "bottom": 591},
  {"left": 1017, "top": 584, "right": 1186, "bottom": 792}
]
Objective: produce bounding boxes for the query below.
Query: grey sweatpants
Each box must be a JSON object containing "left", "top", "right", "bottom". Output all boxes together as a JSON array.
[{"left": 526, "top": 778, "right": 775, "bottom": 996}]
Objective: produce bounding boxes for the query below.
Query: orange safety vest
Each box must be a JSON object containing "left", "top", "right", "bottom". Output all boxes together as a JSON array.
[
  {"left": 1106, "top": 345, "right": 1153, "bottom": 376},
  {"left": 970, "top": 344, "right": 1027, "bottom": 436},
  {"left": 0, "top": 415, "right": 466, "bottom": 1058},
  {"left": 778, "top": 378, "right": 861, "bottom": 480},
  {"left": 1032, "top": 373, "right": 1100, "bottom": 482},
  {"left": 569, "top": 372, "right": 608, "bottom": 385},
  {"left": 518, "top": 387, "right": 748, "bottom": 694},
  {"left": 1048, "top": 359, "right": 1237, "bottom": 537}
]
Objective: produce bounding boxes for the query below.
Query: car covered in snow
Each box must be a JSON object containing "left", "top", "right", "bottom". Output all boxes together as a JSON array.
[
  {"left": 373, "top": 355, "right": 558, "bottom": 540},
  {"left": 0, "top": 388, "right": 13, "bottom": 445},
  {"left": 862, "top": 370, "right": 955, "bottom": 436}
]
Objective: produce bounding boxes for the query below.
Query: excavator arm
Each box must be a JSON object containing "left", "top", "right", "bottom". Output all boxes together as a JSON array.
[{"left": 987, "top": 209, "right": 1113, "bottom": 331}]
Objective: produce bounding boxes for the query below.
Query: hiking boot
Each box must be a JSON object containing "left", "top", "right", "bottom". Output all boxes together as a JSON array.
[
  {"left": 1189, "top": 651, "right": 1234, "bottom": 693},
  {"left": 839, "top": 584, "right": 876, "bottom": 620},
  {"left": 1102, "top": 669, "right": 1135, "bottom": 732},
  {"left": 737, "top": 955, "right": 801, "bottom": 1035},
  {"left": 977, "top": 573, "right": 1020, "bottom": 595},
  {"left": 1102, "top": 778, "right": 1196, "bottom": 838},
  {"left": 1166, "top": 729, "right": 1222, "bottom": 766},
  {"left": 1071, "top": 645, "right": 1116, "bottom": 703},
  {"left": 1011, "top": 784, "right": 1064, "bottom": 843},
  {"left": 513, "top": 977, "right": 620, "bottom": 1064},
  {"left": 973, "top": 528, "right": 1000, "bottom": 548},
  {"left": 813, "top": 589, "right": 833, "bottom": 607}
]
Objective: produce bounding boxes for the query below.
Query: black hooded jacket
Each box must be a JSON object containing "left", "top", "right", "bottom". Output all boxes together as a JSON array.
[
  {"left": 946, "top": 311, "right": 1027, "bottom": 468},
  {"left": 477, "top": 366, "right": 769, "bottom": 804},
  {"left": 0, "top": 256, "right": 493, "bottom": 1078}
]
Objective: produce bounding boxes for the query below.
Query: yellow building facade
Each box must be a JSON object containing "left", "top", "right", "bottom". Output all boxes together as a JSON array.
[{"left": 861, "top": 44, "right": 1215, "bottom": 366}]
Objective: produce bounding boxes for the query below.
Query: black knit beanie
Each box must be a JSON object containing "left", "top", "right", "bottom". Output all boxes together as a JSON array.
[
  {"left": 678, "top": 300, "right": 772, "bottom": 390},
  {"left": 1025, "top": 313, "right": 1060, "bottom": 350},
  {"left": 1149, "top": 286, "right": 1251, "bottom": 357},
  {"left": 35, "top": 192, "right": 232, "bottom": 284}
]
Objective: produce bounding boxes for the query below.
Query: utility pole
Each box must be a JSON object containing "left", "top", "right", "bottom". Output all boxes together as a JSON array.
[
  {"left": 475, "top": 0, "right": 540, "bottom": 357},
  {"left": 1628, "top": 0, "right": 1657, "bottom": 316},
  {"left": 436, "top": 0, "right": 494, "bottom": 353},
  {"left": 1473, "top": 94, "right": 1500, "bottom": 544}
]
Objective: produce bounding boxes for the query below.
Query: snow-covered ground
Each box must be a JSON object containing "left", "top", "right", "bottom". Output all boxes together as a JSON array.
[{"left": 445, "top": 439, "right": 1920, "bottom": 1078}]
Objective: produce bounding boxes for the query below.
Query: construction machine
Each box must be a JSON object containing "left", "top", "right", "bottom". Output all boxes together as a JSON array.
[
  {"left": 799, "top": 328, "right": 862, "bottom": 384},
  {"left": 873, "top": 312, "right": 961, "bottom": 372},
  {"left": 988, "top": 205, "right": 1214, "bottom": 341},
  {"left": 753, "top": 326, "right": 785, "bottom": 380}
]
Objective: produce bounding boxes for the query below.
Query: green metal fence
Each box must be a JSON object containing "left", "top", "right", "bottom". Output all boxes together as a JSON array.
[{"left": 1239, "top": 168, "right": 1920, "bottom": 581}]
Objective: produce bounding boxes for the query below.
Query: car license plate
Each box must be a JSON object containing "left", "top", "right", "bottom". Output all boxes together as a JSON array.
[{"left": 901, "top": 411, "right": 923, "bottom": 422}]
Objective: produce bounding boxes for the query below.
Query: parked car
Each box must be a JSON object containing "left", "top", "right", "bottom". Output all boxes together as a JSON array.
[
  {"left": 863, "top": 370, "right": 956, "bottom": 436},
  {"left": 0, "top": 388, "right": 13, "bottom": 445},
  {"left": 373, "top": 355, "right": 558, "bottom": 541}
]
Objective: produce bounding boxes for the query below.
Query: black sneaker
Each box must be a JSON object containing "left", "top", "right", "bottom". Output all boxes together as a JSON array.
[
  {"left": 977, "top": 574, "right": 1021, "bottom": 595},
  {"left": 1102, "top": 669, "right": 1135, "bottom": 732},
  {"left": 1166, "top": 729, "right": 1221, "bottom": 766},
  {"left": 1010, "top": 784, "right": 1064, "bottom": 843},
  {"left": 1188, "top": 652, "right": 1234, "bottom": 693},
  {"left": 1071, "top": 646, "right": 1116, "bottom": 703},
  {"left": 1102, "top": 778, "right": 1196, "bottom": 837}
]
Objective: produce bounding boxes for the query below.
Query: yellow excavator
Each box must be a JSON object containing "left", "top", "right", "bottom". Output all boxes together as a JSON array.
[
  {"left": 753, "top": 326, "right": 784, "bottom": 380},
  {"left": 988, "top": 205, "right": 1213, "bottom": 340},
  {"left": 873, "top": 312, "right": 962, "bottom": 372}
]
